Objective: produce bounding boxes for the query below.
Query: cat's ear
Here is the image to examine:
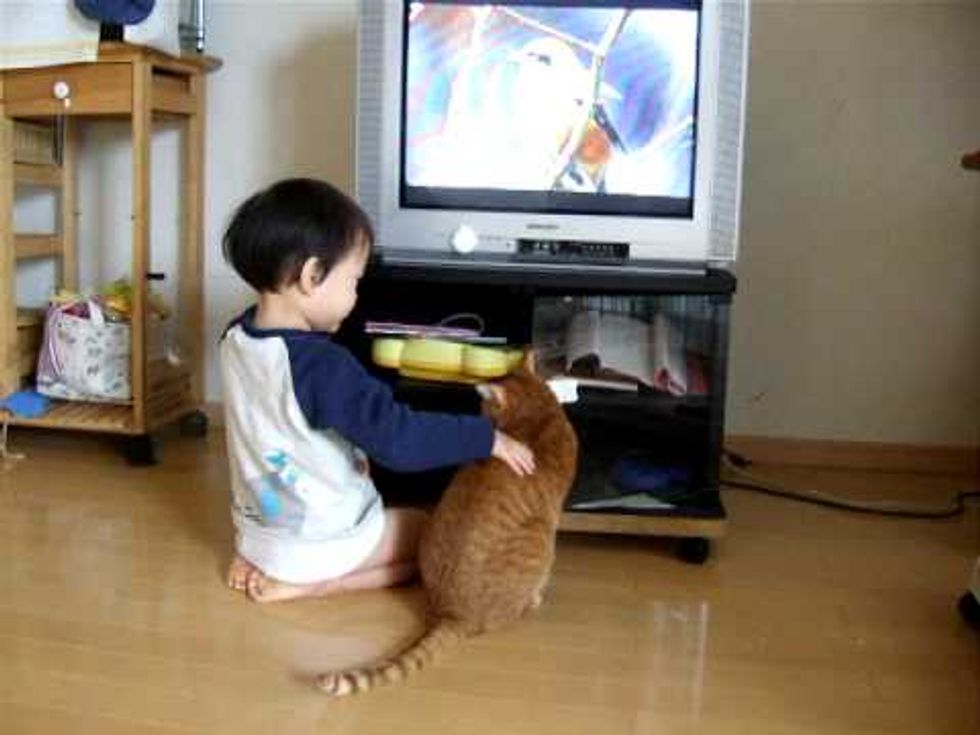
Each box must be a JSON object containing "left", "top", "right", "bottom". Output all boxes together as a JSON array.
[
  {"left": 522, "top": 349, "right": 537, "bottom": 375},
  {"left": 476, "top": 382, "right": 507, "bottom": 407}
]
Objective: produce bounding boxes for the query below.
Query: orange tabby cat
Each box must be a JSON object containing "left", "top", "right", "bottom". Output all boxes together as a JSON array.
[{"left": 317, "top": 353, "right": 578, "bottom": 696}]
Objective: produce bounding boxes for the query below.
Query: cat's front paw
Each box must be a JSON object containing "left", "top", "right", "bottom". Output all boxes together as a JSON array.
[{"left": 529, "top": 589, "right": 544, "bottom": 610}]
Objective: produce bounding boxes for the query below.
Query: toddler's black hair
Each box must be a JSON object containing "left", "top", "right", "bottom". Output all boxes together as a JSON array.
[{"left": 222, "top": 178, "right": 373, "bottom": 292}]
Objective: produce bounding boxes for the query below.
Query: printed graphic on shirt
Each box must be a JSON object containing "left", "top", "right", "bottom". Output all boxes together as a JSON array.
[{"left": 238, "top": 449, "right": 308, "bottom": 532}]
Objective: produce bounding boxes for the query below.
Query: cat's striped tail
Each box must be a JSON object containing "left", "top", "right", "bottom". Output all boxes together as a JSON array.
[{"left": 315, "top": 620, "right": 464, "bottom": 697}]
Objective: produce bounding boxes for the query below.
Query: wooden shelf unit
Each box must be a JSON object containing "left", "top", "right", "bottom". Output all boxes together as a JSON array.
[
  {"left": 13, "top": 162, "right": 62, "bottom": 187},
  {"left": 14, "top": 233, "right": 63, "bottom": 260},
  {"left": 0, "top": 44, "right": 220, "bottom": 443},
  {"left": 8, "top": 400, "right": 134, "bottom": 433}
]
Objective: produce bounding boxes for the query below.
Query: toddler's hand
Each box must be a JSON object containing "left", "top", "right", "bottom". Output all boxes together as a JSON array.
[{"left": 492, "top": 431, "right": 536, "bottom": 477}]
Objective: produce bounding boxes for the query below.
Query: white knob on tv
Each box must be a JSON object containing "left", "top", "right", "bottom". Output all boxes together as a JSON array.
[{"left": 450, "top": 225, "right": 478, "bottom": 254}]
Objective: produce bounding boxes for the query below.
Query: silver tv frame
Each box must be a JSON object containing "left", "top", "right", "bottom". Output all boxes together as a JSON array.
[{"left": 357, "top": 0, "right": 750, "bottom": 269}]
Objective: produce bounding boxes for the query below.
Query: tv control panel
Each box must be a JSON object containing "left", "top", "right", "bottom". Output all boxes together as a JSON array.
[{"left": 515, "top": 238, "right": 630, "bottom": 263}]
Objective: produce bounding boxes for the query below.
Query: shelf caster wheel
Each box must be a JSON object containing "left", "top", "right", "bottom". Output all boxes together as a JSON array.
[
  {"left": 958, "top": 592, "right": 980, "bottom": 630},
  {"left": 179, "top": 410, "right": 209, "bottom": 438},
  {"left": 677, "top": 537, "right": 711, "bottom": 565},
  {"left": 124, "top": 434, "right": 157, "bottom": 467}
]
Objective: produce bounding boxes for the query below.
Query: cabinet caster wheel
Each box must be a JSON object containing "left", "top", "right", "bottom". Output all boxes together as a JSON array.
[
  {"left": 124, "top": 435, "right": 157, "bottom": 467},
  {"left": 959, "top": 592, "right": 980, "bottom": 630},
  {"left": 179, "top": 410, "right": 209, "bottom": 438},
  {"left": 677, "top": 537, "right": 711, "bottom": 565}
]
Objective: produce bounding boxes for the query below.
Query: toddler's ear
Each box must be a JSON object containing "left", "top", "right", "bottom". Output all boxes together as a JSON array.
[
  {"left": 298, "top": 257, "right": 323, "bottom": 294},
  {"left": 476, "top": 383, "right": 507, "bottom": 408}
]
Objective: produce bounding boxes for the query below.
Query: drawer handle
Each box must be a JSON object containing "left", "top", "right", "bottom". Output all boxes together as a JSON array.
[{"left": 52, "top": 80, "right": 72, "bottom": 109}]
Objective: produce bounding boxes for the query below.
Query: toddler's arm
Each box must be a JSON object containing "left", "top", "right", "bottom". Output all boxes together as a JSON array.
[{"left": 291, "top": 340, "right": 496, "bottom": 472}]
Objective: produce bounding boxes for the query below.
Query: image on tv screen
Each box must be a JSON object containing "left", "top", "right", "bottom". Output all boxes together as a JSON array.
[{"left": 402, "top": 1, "right": 700, "bottom": 216}]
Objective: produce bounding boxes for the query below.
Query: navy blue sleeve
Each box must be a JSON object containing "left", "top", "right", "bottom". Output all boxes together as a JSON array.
[{"left": 285, "top": 336, "right": 495, "bottom": 472}]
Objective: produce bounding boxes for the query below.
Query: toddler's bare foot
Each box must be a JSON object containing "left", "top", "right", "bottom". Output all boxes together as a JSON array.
[
  {"left": 245, "top": 569, "right": 340, "bottom": 603},
  {"left": 227, "top": 554, "right": 257, "bottom": 592}
]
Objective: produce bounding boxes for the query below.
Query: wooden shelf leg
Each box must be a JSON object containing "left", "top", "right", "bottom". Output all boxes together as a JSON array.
[
  {"left": 0, "top": 104, "right": 17, "bottom": 396},
  {"left": 59, "top": 117, "right": 78, "bottom": 291},
  {"left": 131, "top": 61, "right": 152, "bottom": 433},
  {"left": 181, "top": 73, "right": 205, "bottom": 407}
]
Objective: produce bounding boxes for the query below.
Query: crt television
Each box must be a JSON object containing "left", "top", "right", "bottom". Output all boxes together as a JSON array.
[{"left": 356, "top": 0, "right": 750, "bottom": 271}]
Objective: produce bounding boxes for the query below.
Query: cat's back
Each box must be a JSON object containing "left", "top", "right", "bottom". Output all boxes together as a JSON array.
[
  {"left": 419, "top": 463, "right": 549, "bottom": 628},
  {"left": 422, "top": 459, "right": 533, "bottom": 565},
  {"left": 423, "top": 381, "right": 578, "bottom": 556}
]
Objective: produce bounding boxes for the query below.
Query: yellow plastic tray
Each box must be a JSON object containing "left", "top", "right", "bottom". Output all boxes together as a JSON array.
[{"left": 371, "top": 337, "right": 522, "bottom": 383}]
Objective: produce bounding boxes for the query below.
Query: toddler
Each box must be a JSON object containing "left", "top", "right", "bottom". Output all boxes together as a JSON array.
[{"left": 220, "top": 178, "right": 535, "bottom": 603}]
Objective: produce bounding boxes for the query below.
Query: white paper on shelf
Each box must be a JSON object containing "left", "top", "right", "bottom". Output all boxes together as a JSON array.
[
  {"left": 569, "top": 492, "right": 677, "bottom": 511},
  {"left": 651, "top": 313, "right": 688, "bottom": 396},
  {"left": 564, "top": 310, "right": 601, "bottom": 368},
  {"left": 546, "top": 377, "right": 579, "bottom": 404},
  {"left": 565, "top": 311, "right": 655, "bottom": 388}
]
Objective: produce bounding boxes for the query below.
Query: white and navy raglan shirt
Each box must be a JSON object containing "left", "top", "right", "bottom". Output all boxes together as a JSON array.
[{"left": 220, "top": 308, "right": 494, "bottom": 583}]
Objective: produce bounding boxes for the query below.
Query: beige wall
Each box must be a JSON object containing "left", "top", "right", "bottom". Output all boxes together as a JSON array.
[
  {"left": 202, "top": 1, "right": 360, "bottom": 396},
  {"left": 728, "top": 0, "right": 980, "bottom": 445},
  {"left": 194, "top": 2, "right": 980, "bottom": 447}
]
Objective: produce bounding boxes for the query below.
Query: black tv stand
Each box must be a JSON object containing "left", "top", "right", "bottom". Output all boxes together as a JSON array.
[{"left": 337, "top": 255, "right": 736, "bottom": 564}]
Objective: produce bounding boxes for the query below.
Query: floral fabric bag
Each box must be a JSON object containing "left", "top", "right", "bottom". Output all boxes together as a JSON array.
[{"left": 36, "top": 300, "right": 131, "bottom": 403}]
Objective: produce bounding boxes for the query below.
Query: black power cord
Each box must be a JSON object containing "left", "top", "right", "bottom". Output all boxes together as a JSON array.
[
  {"left": 721, "top": 451, "right": 980, "bottom": 520},
  {"left": 724, "top": 479, "right": 980, "bottom": 520}
]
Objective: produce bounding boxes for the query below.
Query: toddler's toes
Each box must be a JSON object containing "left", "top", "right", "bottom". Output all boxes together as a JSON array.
[
  {"left": 246, "top": 568, "right": 288, "bottom": 603},
  {"left": 246, "top": 570, "right": 310, "bottom": 603},
  {"left": 227, "top": 554, "right": 255, "bottom": 591},
  {"left": 245, "top": 568, "right": 266, "bottom": 600}
]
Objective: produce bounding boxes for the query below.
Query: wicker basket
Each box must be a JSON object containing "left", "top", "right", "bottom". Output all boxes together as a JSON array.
[{"left": 13, "top": 122, "right": 57, "bottom": 166}]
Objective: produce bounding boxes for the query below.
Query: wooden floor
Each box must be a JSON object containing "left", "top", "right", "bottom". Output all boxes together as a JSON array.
[{"left": 0, "top": 430, "right": 977, "bottom": 734}]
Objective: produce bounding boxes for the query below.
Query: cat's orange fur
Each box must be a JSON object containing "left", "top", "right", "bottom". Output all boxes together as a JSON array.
[{"left": 317, "top": 353, "right": 579, "bottom": 696}]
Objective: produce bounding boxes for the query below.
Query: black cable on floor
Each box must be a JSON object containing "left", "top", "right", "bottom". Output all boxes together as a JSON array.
[
  {"left": 723, "top": 449, "right": 753, "bottom": 469},
  {"left": 722, "top": 479, "right": 980, "bottom": 520}
]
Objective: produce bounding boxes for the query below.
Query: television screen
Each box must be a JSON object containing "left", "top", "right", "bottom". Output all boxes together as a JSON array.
[{"left": 401, "top": 1, "right": 701, "bottom": 218}]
